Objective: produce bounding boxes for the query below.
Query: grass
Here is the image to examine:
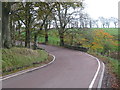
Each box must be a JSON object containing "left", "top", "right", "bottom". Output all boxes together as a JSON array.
[
  {"left": 2, "top": 47, "right": 50, "bottom": 75},
  {"left": 107, "top": 57, "right": 119, "bottom": 75},
  {"left": 88, "top": 51, "right": 120, "bottom": 88},
  {"left": 38, "top": 29, "right": 60, "bottom": 46},
  {"left": 38, "top": 36, "right": 60, "bottom": 46},
  {"left": 88, "top": 51, "right": 119, "bottom": 78},
  {"left": 91, "top": 28, "right": 118, "bottom": 36}
]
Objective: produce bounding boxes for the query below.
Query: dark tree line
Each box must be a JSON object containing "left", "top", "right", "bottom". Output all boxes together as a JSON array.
[
  {"left": 2, "top": 2, "right": 117, "bottom": 49},
  {"left": 1, "top": 2, "right": 84, "bottom": 49}
]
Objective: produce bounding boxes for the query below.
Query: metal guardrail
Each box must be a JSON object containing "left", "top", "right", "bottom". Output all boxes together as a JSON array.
[{"left": 64, "top": 44, "right": 88, "bottom": 52}]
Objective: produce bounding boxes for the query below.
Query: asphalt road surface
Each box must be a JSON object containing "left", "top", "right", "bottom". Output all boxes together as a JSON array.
[{"left": 2, "top": 45, "right": 104, "bottom": 88}]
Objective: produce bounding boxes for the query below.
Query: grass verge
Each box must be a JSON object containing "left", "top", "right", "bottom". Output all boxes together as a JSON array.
[
  {"left": 88, "top": 52, "right": 120, "bottom": 88},
  {"left": 2, "top": 47, "right": 53, "bottom": 76}
]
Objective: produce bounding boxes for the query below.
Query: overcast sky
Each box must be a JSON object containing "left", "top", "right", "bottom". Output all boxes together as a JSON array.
[{"left": 84, "top": 0, "right": 119, "bottom": 19}]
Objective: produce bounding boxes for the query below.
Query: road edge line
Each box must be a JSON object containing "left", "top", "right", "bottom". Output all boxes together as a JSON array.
[
  {"left": 97, "top": 62, "right": 105, "bottom": 88},
  {"left": 85, "top": 53, "right": 101, "bottom": 89},
  {"left": 1, "top": 54, "right": 55, "bottom": 81}
]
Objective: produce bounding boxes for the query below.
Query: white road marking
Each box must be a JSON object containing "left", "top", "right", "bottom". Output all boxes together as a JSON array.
[
  {"left": 85, "top": 53, "right": 101, "bottom": 89},
  {"left": 1, "top": 54, "right": 55, "bottom": 81},
  {"left": 97, "top": 62, "right": 105, "bottom": 88}
]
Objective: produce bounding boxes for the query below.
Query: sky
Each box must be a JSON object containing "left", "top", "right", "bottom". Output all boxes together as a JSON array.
[{"left": 84, "top": 0, "right": 119, "bottom": 19}]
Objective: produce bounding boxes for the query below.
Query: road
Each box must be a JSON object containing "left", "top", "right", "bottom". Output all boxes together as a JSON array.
[{"left": 2, "top": 45, "right": 104, "bottom": 88}]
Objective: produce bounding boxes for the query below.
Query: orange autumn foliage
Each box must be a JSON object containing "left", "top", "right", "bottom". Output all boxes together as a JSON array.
[{"left": 90, "top": 30, "right": 118, "bottom": 52}]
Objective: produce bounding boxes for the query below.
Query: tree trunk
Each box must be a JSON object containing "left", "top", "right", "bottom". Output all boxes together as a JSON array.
[
  {"left": 97, "top": 25, "right": 99, "bottom": 28},
  {"left": 18, "top": 21, "right": 21, "bottom": 43},
  {"left": 33, "top": 33, "right": 37, "bottom": 50},
  {"left": 90, "top": 20, "right": 92, "bottom": 28},
  {"left": 115, "top": 23, "right": 117, "bottom": 28},
  {"left": 25, "top": 27, "right": 30, "bottom": 48},
  {"left": 59, "top": 32, "right": 64, "bottom": 46},
  {"left": 45, "top": 32, "right": 48, "bottom": 44},
  {"left": 103, "top": 24, "right": 104, "bottom": 28},
  {"left": 0, "top": 2, "right": 1, "bottom": 48},
  {"left": 70, "top": 35, "right": 73, "bottom": 45},
  {"left": 12, "top": 23, "right": 16, "bottom": 46},
  {"left": 25, "top": 27, "right": 28, "bottom": 47},
  {"left": 44, "top": 22, "right": 49, "bottom": 44},
  {"left": 2, "top": 3, "right": 11, "bottom": 48},
  {"left": 25, "top": 3, "right": 31, "bottom": 48},
  {"left": 10, "top": 16, "right": 15, "bottom": 46}
]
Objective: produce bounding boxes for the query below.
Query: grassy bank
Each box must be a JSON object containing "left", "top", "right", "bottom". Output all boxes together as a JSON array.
[
  {"left": 2, "top": 47, "right": 52, "bottom": 76},
  {"left": 88, "top": 52, "right": 120, "bottom": 88},
  {"left": 88, "top": 52, "right": 119, "bottom": 76}
]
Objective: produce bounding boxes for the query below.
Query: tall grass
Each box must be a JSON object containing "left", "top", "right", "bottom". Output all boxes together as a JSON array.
[{"left": 2, "top": 47, "right": 48, "bottom": 74}]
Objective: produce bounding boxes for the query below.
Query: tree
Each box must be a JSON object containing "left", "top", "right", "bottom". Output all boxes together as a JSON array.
[
  {"left": 93, "top": 20, "right": 99, "bottom": 28},
  {"left": 79, "top": 13, "right": 85, "bottom": 28},
  {"left": 78, "top": 12, "right": 90, "bottom": 28},
  {"left": 13, "top": 2, "right": 37, "bottom": 48},
  {"left": 53, "top": 2, "right": 83, "bottom": 46},
  {"left": 110, "top": 17, "right": 118, "bottom": 28},
  {"left": 33, "top": 2, "right": 56, "bottom": 49},
  {"left": 20, "top": 3, "right": 34, "bottom": 48},
  {"left": 43, "top": 8, "right": 54, "bottom": 44},
  {"left": 2, "top": 2, "right": 35, "bottom": 48},
  {"left": 2, "top": 2, "right": 12, "bottom": 48},
  {"left": 105, "top": 18, "right": 111, "bottom": 28},
  {"left": 99, "top": 17, "right": 106, "bottom": 28},
  {"left": 83, "top": 13, "right": 90, "bottom": 28},
  {"left": 44, "top": 19, "right": 52, "bottom": 44},
  {"left": 88, "top": 19, "right": 99, "bottom": 28}
]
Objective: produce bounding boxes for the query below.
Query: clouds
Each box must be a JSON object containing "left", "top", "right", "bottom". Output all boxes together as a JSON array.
[{"left": 84, "top": 0, "right": 119, "bottom": 19}]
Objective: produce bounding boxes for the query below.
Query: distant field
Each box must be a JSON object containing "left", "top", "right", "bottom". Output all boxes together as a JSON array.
[
  {"left": 38, "top": 29, "right": 60, "bottom": 45},
  {"left": 91, "top": 28, "right": 119, "bottom": 36}
]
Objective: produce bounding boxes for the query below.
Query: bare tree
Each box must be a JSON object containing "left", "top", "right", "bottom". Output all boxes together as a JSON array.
[
  {"left": 110, "top": 17, "right": 118, "bottom": 28},
  {"left": 99, "top": 17, "right": 106, "bottom": 28},
  {"left": 105, "top": 18, "right": 111, "bottom": 28},
  {"left": 79, "top": 13, "right": 90, "bottom": 28},
  {"left": 94, "top": 20, "right": 99, "bottom": 28}
]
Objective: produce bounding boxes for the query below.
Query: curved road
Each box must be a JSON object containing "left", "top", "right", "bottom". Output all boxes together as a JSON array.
[{"left": 2, "top": 45, "right": 104, "bottom": 88}]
